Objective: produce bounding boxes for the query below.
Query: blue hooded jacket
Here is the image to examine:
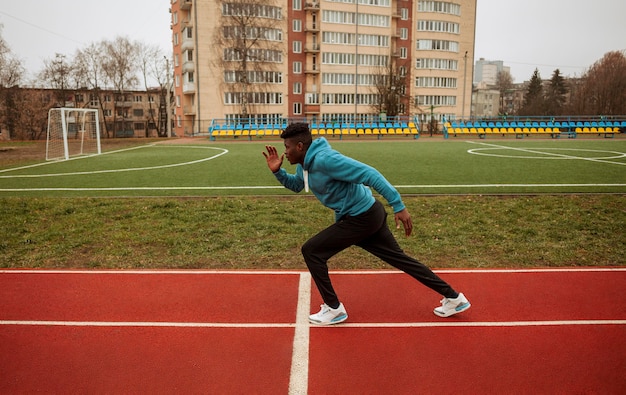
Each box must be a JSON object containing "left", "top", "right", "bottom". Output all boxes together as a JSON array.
[{"left": 273, "top": 137, "right": 405, "bottom": 221}]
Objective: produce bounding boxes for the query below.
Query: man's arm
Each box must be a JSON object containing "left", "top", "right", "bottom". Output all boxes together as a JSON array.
[
  {"left": 263, "top": 145, "right": 304, "bottom": 193},
  {"left": 322, "top": 151, "right": 413, "bottom": 236},
  {"left": 263, "top": 145, "right": 283, "bottom": 173}
]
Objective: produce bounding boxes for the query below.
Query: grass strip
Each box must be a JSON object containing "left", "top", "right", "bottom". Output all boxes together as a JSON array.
[{"left": 1, "top": 195, "right": 623, "bottom": 269}]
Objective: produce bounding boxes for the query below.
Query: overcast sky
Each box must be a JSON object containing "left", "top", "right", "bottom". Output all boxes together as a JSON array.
[{"left": 1, "top": 0, "right": 625, "bottom": 84}]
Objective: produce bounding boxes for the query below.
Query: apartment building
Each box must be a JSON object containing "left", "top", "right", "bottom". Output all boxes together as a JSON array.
[{"left": 170, "top": 0, "right": 476, "bottom": 136}]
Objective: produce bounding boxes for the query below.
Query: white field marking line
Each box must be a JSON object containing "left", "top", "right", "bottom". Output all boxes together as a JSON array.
[
  {"left": 1, "top": 320, "right": 624, "bottom": 329},
  {"left": 394, "top": 183, "right": 626, "bottom": 188},
  {"left": 0, "top": 186, "right": 284, "bottom": 192},
  {"left": 0, "top": 143, "right": 156, "bottom": 174},
  {"left": 3, "top": 183, "right": 626, "bottom": 193},
  {"left": 467, "top": 140, "right": 626, "bottom": 166},
  {"left": 467, "top": 147, "right": 626, "bottom": 160},
  {"left": 288, "top": 272, "right": 311, "bottom": 395},
  {"left": 0, "top": 146, "right": 229, "bottom": 178},
  {"left": 1, "top": 268, "right": 625, "bottom": 275}
]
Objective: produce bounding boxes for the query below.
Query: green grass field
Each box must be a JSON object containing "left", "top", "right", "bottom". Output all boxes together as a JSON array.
[
  {"left": 1, "top": 138, "right": 625, "bottom": 197},
  {"left": 0, "top": 136, "right": 624, "bottom": 269}
]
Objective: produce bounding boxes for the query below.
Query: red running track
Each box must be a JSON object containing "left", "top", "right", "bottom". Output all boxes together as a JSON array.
[{"left": 0, "top": 269, "right": 625, "bottom": 394}]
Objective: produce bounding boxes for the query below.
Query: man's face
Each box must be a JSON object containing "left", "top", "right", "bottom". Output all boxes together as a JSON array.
[{"left": 283, "top": 137, "right": 305, "bottom": 165}]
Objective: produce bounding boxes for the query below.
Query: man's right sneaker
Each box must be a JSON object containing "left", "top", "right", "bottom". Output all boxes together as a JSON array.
[
  {"left": 309, "top": 303, "right": 348, "bottom": 325},
  {"left": 434, "top": 293, "right": 471, "bottom": 317}
]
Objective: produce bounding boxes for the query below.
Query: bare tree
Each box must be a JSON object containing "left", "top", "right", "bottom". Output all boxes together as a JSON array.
[
  {"left": 568, "top": 51, "right": 626, "bottom": 115},
  {"left": 0, "top": 27, "right": 25, "bottom": 139},
  {"left": 73, "top": 41, "right": 111, "bottom": 136},
  {"left": 101, "top": 36, "right": 140, "bottom": 137},
  {"left": 137, "top": 42, "right": 168, "bottom": 137},
  {"left": 370, "top": 60, "right": 409, "bottom": 119},
  {"left": 13, "top": 89, "right": 52, "bottom": 140},
  {"left": 495, "top": 69, "right": 514, "bottom": 115},
  {"left": 213, "top": 0, "right": 284, "bottom": 120},
  {"left": 40, "top": 53, "right": 75, "bottom": 107}
]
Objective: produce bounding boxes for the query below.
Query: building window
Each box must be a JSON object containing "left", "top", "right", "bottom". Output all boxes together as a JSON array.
[
  {"left": 400, "top": 28, "right": 408, "bottom": 40},
  {"left": 416, "top": 58, "right": 458, "bottom": 70},
  {"left": 293, "top": 61, "right": 302, "bottom": 74},
  {"left": 293, "top": 102, "right": 302, "bottom": 115},
  {"left": 293, "top": 41, "right": 302, "bottom": 53},
  {"left": 417, "top": 20, "right": 460, "bottom": 34},
  {"left": 414, "top": 95, "right": 457, "bottom": 106},
  {"left": 418, "top": 1, "right": 461, "bottom": 16},
  {"left": 416, "top": 39, "right": 459, "bottom": 52},
  {"left": 293, "top": 82, "right": 302, "bottom": 94},
  {"left": 293, "top": 19, "right": 301, "bottom": 32}
]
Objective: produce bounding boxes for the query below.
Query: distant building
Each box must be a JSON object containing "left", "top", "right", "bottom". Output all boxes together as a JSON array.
[
  {"left": 471, "top": 81, "right": 499, "bottom": 118},
  {"left": 0, "top": 87, "right": 168, "bottom": 140},
  {"left": 474, "top": 58, "right": 510, "bottom": 85},
  {"left": 170, "top": 0, "right": 479, "bottom": 136}
]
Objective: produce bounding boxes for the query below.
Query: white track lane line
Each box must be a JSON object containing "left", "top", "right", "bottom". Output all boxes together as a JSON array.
[
  {"left": 1, "top": 319, "right": 624, "bottom": 328},
  {"left": 2, "top": 268, "right": 625, "bottom": 275},
  {"left": 288, "top": 272, "right": 311, "bottom": 395}
]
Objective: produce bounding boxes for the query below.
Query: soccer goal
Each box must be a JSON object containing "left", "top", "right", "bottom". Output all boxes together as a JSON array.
[{"left": 46, "top": 108, "right": 101, "bottom": 161}]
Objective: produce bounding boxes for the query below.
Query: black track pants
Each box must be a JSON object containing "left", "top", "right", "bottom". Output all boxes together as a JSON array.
[{"left": 301, "top": 200, "right": 457, "bottom": 307}]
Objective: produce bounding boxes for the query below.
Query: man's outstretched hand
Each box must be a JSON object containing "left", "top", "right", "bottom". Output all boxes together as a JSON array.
[
  {"left": 263, "top": 145, "right": 284, "bottom": 173},
  {"left": 394, "top": 208, "right": 413, "bottom": 237}
]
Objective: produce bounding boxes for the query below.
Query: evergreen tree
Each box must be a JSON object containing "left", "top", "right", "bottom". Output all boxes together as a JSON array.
[
  {"left": 519, "top": 69, "right": 544, "bottom": 116},
  {"left": 545, "top": 69, "right": 568, "bottom": 115}
]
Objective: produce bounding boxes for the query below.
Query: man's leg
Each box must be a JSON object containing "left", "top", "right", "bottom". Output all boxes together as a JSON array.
[
  {"left": 302, "top": 203, "right": 384, "bottom": 307},
  {"left": 356, "top": 203, "right": 458, "bottom": 298}
]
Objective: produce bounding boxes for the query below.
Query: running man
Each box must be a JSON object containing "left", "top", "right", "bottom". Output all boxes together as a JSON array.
[{"left": 263, "top": 122, "right": 470, "bottom": 325}]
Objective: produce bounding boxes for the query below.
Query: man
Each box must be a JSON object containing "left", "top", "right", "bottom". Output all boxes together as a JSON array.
[{"left": 263, "top": 122, "right": 470, "bottom": 325}]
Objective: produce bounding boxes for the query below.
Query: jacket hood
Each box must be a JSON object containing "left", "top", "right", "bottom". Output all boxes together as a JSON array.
[{"left": 303, "top": 137, "right": 331, "bottom": 171}]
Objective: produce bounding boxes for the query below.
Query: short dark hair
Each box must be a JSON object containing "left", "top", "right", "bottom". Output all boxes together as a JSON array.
[{"left": 280, "top": 122, "right": 312, "bottom": 146}]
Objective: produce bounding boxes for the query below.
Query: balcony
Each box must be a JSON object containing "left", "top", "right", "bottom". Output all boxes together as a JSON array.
[
  {"left": 181, "top": 37, "right": 194, "bottom": 52},
  {"left": 304, "top": 24, "right": 320, "bottom": 32},
  {"left": 304, "top": 43, "right": 320, "bottom": 53},
  {"left": 304, "top": 2, "right": 319, "bottom": 11},
  {"left": 304, "top": 106, "right": 320, "bottom": 114},
  {"left": 305, "top": 93, "right": 320, "bottom": 105},
  {"left": 183, "top": 82, "right": 196, "bottom": 94},
  {"left": 181, "top": 16, "right": 193, "bottom": 29},
  {"left": 182, "top": 60, "right": 195, "bottom": 73},
  {"left": 183, "top": 105, "right": 195, "bottom": 115},
  {"left": 180, "top": 0, "right": 192, "bottom": 11}
]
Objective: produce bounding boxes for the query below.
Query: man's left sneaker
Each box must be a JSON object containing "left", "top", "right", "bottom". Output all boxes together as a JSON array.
[
  {"left": 309, "top": 303, "right": 348, "bottom": 325},
  {"left": 434, "top": 293, "right": 471, "bottom": 317}
]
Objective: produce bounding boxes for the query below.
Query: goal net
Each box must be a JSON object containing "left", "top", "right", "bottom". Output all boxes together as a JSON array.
[{"left": 46, "top": 108, "right": 101, "bottom": 161}]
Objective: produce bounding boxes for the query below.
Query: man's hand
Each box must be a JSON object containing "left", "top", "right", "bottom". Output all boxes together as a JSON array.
[
  {"left": 263, "top": 145, "right": 284, "bottom": 173},
  {"left": 394, "top": 208, "right": 413, "bottom": 237}
]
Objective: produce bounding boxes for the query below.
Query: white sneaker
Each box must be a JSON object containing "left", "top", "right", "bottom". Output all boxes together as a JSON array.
[
  {"left": 309, "top": 303, "right": 348, "bottom": 325},
  {"left": 434, "top": 293, "right": 471, "bottom": 317}
]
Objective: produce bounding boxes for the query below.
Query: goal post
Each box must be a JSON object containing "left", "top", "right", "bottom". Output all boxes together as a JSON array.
[{"left": 46, "top": 108, "right": 101, "bottom": 161}]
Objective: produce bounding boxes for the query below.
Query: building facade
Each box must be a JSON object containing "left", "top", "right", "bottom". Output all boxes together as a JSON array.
[
  {"left": 170, "top": 0, "right": 477, "bottom": 136},
  {"left": 0, "top": 87, "right": 167, "bottom": 141}
]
